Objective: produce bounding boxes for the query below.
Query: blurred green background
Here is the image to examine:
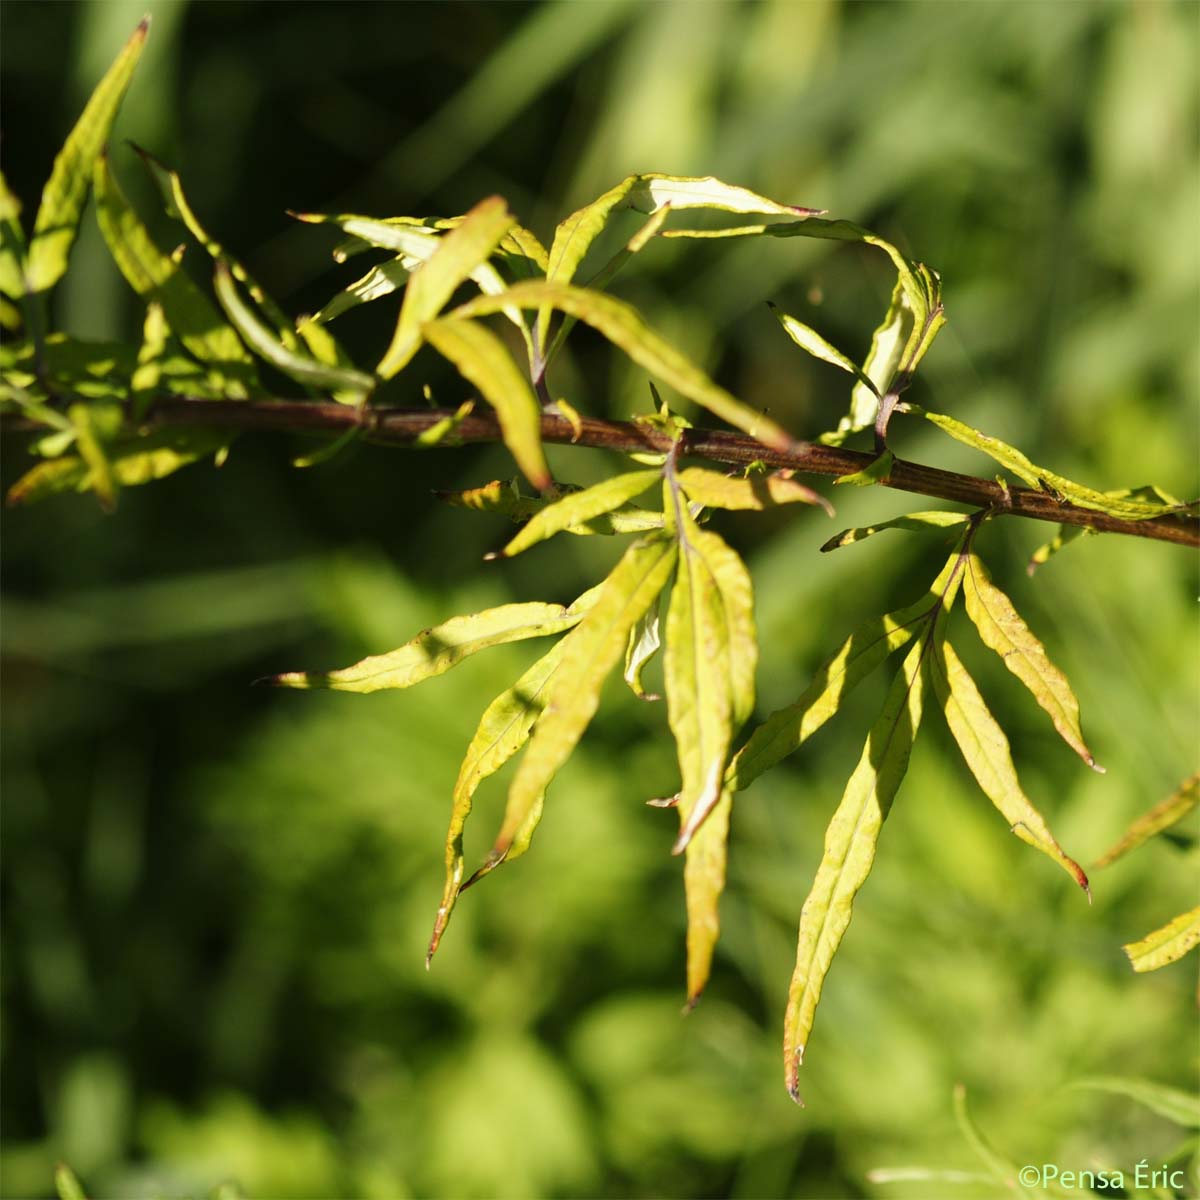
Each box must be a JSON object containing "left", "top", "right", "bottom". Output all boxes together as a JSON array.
[{"left": 2, "top": 2, "right": 1197, "bottom": 1197}]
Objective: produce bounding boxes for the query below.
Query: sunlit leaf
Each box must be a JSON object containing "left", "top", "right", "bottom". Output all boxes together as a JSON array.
[
  {"left": 677, "top": 466, "right": 832, "bottom": 515},
  {"left": 963, "top": 552, "right": 1101, "bottom": 772},
  {"left": 311, "top": 257, "right": 413, "bottom": 325},
  {"left": 423, "top": 316, "right": 550, "bottom": 491},
  {"left": 454, "top": 282, "right": 795, "bottom": 450},
  {"left": 769, "top": 302, "right": 879, "bottom": 397},
  {"left": 1027, "top": 522, "right": 1093, "bottom": 576},
  {"left": 497, "top": 469, "right": 661, "bottom": 556},
  {"left": 268, "top": 599, "right": 595, "bottom": 694},
  {"left": 67, "top": 402, "right": 118, "bottom": 512},
  {"left": 1123, "top": 907, "right": 1200, "bottom": 974},
  {"left": 1094, "top": 772, "right": 1199, "bottom": 868},
  {"left": 833, "top": 449, "right": 893, "bottom": 487},
  {"left": 624, "top": 600, "right": 662, "bottom": 701},
  {"left": 821, "top": 510, "right": 968, "bottom": 552},
  {"left": 376, "top": 196, "right": 515, "bottom": 379},
  {"left": 26, "top": 19, "right": 148, "bottom": 293},
  {"left": 54, "top": 1164, "right": 87, "bottom": 1200},
  {"left": 1069, "top": 1076, "right": 1200, "bottom": 1127},
  {"left": 0, "top": 170, "right": 27, "bottom": 300},
  {"left": 681, "top": 787, "right": 733, "bottom": 1009},
  {"left": 130, "top": 302, "right": 168, "bottom": 421},
  {"left": 927, "top": 632, "right": 1090, "bottom": 896}
]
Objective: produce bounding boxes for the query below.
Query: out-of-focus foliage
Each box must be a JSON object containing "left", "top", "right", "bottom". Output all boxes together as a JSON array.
[{"left": 2, "top": 3, "right": 1196, "bottom": 1198}]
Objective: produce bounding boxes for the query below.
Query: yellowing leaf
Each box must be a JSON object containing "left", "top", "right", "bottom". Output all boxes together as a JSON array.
[
  {"left": 963, "top": 552, "right": 1101, "bottom": 772},
  {"left": 269, "top": 598, "right": 594, "bottom": 694},
  {"left": 681, "top": 788, "right": 733, "bottom": 1008},
  {"left": 422, "top": 316, "right": 550, "bottom": 491},
  {"left": 677, "top": 466, "right": 832, "bottom": 515},
  {"left": 927, "top": 634, "right": 1090, "bottom": 896},
  {"left": 27, "top": 19, "right": 148, "bottom": 292},
  {"left": 623, "top": 601, "right": 662, "bottom": 701},
  {"left": 377, "top": 196, "right": 515, "bottom": 379},
  {"left": 1094, "top": 772, "right": 1199, "bottom": 868},
  {"left": 820, "top": 510, "right": 968, "bottom": 553},
  {"left": 770, "top": 303, "right": 880, "bottom": 397},
  {"left": 1124, "top": 906, "right": 1200, "bottom": 973},
  {"left": 783, "top": 635, "right": 927, "bottom": 1104},
  {"left": 498, "top": 469, "right": 661, "bottom": 556}
]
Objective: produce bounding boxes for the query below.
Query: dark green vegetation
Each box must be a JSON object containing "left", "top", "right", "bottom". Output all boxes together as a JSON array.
[{"left": 3, "top": 3, "right": 1197, "bottom": 1197}]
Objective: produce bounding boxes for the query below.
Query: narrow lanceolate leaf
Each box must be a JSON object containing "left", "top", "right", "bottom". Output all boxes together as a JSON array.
[
  {"left": 624, "top": 601, "right": 662, "bottom": 700},
  {"left": 677, "top": 466, "right": 832, "bottom": 516},
  {"left": 821, "top": 511, "right": 968, "bottom": 553},
  {"left": 784, "top": 636, "right": 927, "bottom": 1104},
  {"left": 213, "top": 263, "right": 376, "bottom": 396},
  {"left": 1027, "top": 523, "right": 1093, "bottom": 576},
  {"left": 769, "top": 303, "right": 880, "bottom": 398},
  {"left": 498, "top": 469, "right": 661, "bottom": 556},
  {"left": 454, "top": 282, "right": 795, "bottom": 450},
  {"left": 67, "top": 403, "right": 118, "bottom": 512},
  {"left": 1069, "top": 1076, "right": 1200, "bottom": 1127},
  {"left": 269, "top": 599, "right": 593, "bottom": 694},
  {"left": 1124, "top": 907, "right": 1200, "bottom": 973},
  {"left": 682, "top": 788, "right": 733, "bottom": 1008},
  {"left": 1094, "top": 772, "right": 1199, "bottom": 868},
  {"left": 963, "top": 552, "right": 1101, "bottom": 772},
  {"left": 833, "top": 449, "right": 893, "bottom": 488},
  {"left": 0, "top": 171, "right": 27, "bottom": 300},
  {"left": 482, "top": 534, "right": 678, "bottom": 868},
  {"left": 377, "top": 196, "right": 515, "bottom": 379},
  {"left": 26, "top": 18, "right": 148, "bottom": 293},
  {"left": 92, "top": 156, "right": 256, "bottom": 397},
  {"left": 952, "top": 1085, "right": 1036, "bottom": 1200},
  {"left": 130, "top": 302, "right": 168, "bottom": 420},
  {"left": 927, "top": 634, "right": 1090, "bottom": 897},
  {"left": 422, "top": 316, "right": 550, "bottom": 491},
  {"left": 428, "top": 584, "right": 603, "bottom": 962}
]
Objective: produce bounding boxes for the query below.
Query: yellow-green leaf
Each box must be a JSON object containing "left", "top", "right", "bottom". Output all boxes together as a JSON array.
[
  {"left": 26, "top": 19, "right": 148, "bottom": 293},
  {"left": 624, "top": 601, "right": 662, "bottom": 701},
  {"left": 784, "top": 635, "right": 927, "bottom": 1104},
  {"left": 377, "top": 196, "right": 515, "bottom": 379},
  {"left": 1068, "top": 1076, "right": 1200, "bottom": 1127},
  {"left": 681, "top": 787, "right": 732, "bottom": 1009},
  {"left": 820, "top": 510, "right": 968, "bottom": 553},
  {"left": 927, "top": 633, "right": 1090, "bottom": 896},
  {"left": 1027, "top": 523, "right": 1093, "bottom": 575},
  {"left": 833, "top": 449, "right": 894, "bottom": 488},
  {"left": 67, "top": 403, "right": 118, "bottom": 512},
  {"left": 963, "top": 552, "right": 1101, "bottom": 772},
  {"left": 453, "top": 281, "right": 794, "bottom": 450},
  {"left": 269, "top": 599, "right": 593, "bottom": 694},
  {"left": 130, "top": 302, "right": 168, "bottom": 420},
  {"left": 54, "top": 1164, "right": 87, "bottom": 1200},
  {"left": 677, "top": 466, "right": 832, "bottom": 515},
  {"left": 498, "top": 469, "right": 661, "bottom": 556},
  {"left": 1124, "top": 906, "right": 1200, "bottom": 973},
  {"left": 0, "top": 170, "right": 27, "bottom": 300},
  {"left": 422, "top": 316, "right": 550, "bottom": 491},
  {"left": 770, "top": 303, "right": 880, "bottom": 397},
  {"left": 1094, "top": 772, "right": 1199, "bottom": 868}
]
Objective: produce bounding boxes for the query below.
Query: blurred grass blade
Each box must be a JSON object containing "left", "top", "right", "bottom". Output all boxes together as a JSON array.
[
  {"left": 377, "top": 196, "right": 515, "bottom": 379},
  {"left": 1068, "top": 1076, "right": 1200, "bottom": 1127},
  {"left": 213, "top": 263, "right": 375, "bottom": 396},
  {"left": 927, "top": 633, "right": 1090, "bottom": 896},
  {"left": 624, "top": 600, "right": 662, "bottom": 701},
  {"left": 269, "top": 599, "right": 593, "bottom": 694},
  {"left": 784, "top": 635, "right": 927, "bottom": 1104},
  {"left": 1123, "top": 907, "right": 1200, "bottom": 974},
  {"left": 455, "top": 281, "right": 795, "bottom": 449},
  {"left": 952, "top": 1084, "right": 1036, "bottom": 1200},
  {"left": 1094, "top": 772, "right": 1199, "bottom": 868},
  {"left": 27, "top": 18, "right": 148, "bottom": 293},
  {"left": 963, "top": 552, "right": 1101, "bottom": 772},
  {"left": 769, "top": 302, "right": 880, "bottom": 396},
  {"left": 93, "top": 155, "right": 257, "bottom": 397},
  {"left": 0, "top": 171, "right": 28, "bottom": 300},
  {"left": 678, "top": 466, "right": 831, "bottom": 515},
  {"left": 422, "top": 316, "right": 550, "bottom": 491},
  {"left": 821, "top": 511, "right": 968, "bottom": 553},
  {"left": 497, "top": 469, "right": 661, "bottom": 556},
  {"left": 54, "top": 1164, "right": 87, "bottom": 1200},
  {"left": 681, "top": 787, "right": 733, "bottom": 1009},
  {"left": 67, "top": 403, "right": 118, "bottom": 512},
  {"left": 478, "top": 534, "right": 678, "bottom": 873}
]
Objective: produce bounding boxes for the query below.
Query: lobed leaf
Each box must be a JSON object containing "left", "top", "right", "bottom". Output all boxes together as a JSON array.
[
  {"left": 1124, "top": 907, "right": 1200, "bottom": 974},
  {"left": 623, "top": 600, "right": 662, "bottom": 701},
  {"left": 268, "top": 599, "right": 594, "bottom": 694},
  {"left": 497, "top": 469, "right": 661, "bottom": 556},
  {"left": 769, "top": 302, "right": 880, "bottom": 398},
  {"left": 677, "top": 466, "right": 832, "bottom": 515},
  {"left": 963, "top": 552, "right": 1101, "bottom": 771},
  {"left": 783, "top": 635, "right": 927, "bottom": 1104},
  {"left": 821, "top": 510, "right": 968, "bottom": 552},
  {"left": 927, "top": 633, "right": 1090, "bottom": 896},
  {"left": 422, "top": 316, "right": 550, "bottom": 491},
  {"left": 26, "top": 19, "right": 148, "bottom": 293},
  {"left": 1094, "top": 772, "right": 1199, "bottom": 868}
]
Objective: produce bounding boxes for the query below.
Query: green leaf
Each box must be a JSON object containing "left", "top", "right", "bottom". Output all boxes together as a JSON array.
[
  {"left": 130, "top": 302, "right": 168, "bottom": 421},
  {"left": 453, "top": 281, "right": 795, "bottom": 450},
  {"left": 952, "top": 1084, "right": 1036, "bottom": 1200},
  {"left": 268, "top": 598, "right": 595, "bottom": 694},
  {"left": 769, "top": 303, "right": 880, "bottom": 397},
  {"left": 478, "top": 534, "right": 678, "bottom": 872},
  {"left": 54, "top": 1164, "right": 87, "bottom": 1200},
  {"left": 414, "top": 399, "right": 476, "bottom": 447},
  {"left": 927, "top": 633, "right": 1090, "bottom": 896},
  {"left": 422, "top": 316, "right": 550, "bottom": 491},
  {"left": 833, "top": 449, "right": 894, "bottom": 488},
  {"left": 435, "top": 478, "right": 545, "bottom": 521},
  {"left": 1094, "top": 772, "right": 1199, "bottom": 868},
  {"left": 677, "top": 466, "right": 832, "bottom": 515},
  {"left": 212, "top": 262, "right": 375, "bottom": 396},
  {"left": 963, "top": 552, "right": 1101, "bottom": 772},
  {"left": 0, "top": 170, "right": 28, "bottom": 300},
  {"left": 311, "top": 257, "right": 413, "bottom": 325},
  {"left": 1069, "top": 1076, "right": 1200, "bottom": 1127},
  {"left": 497, "top": 469, "right": 661, "bottom": 556},
  {"left": 376, "top": 196, "right": 515, "bottom": 379},
  {"left": 1123, "top": 907, "right": 1200, "bottom": 974},
  {"left": 1027, "top": 523, "right": 1093, "bottom": 576},
  {"left": 783, "top": 633, "right": 927, "bottom": 1104},
  {"left": 26, "top": 19, "right": 149, "bottom": 293},
  {"left": 821, "top": 510, "right": 968, "bottom": 552},
  {"left": 92, "top": 156, "right": 257, "bottom": 397},
  {"left": 427, "top": 584, "right": 604, "bottom": 961},
  {"left": 623, "top": 601, "right": 662, "bottom": 701},
  {"left": 67, "top": 403, "right": 118, "bottom": 512},
  {"left": 681, "top": 787, "right": 733, "bottom": 1010}
]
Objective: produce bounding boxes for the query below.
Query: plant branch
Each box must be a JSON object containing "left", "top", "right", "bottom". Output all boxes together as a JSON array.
[{"left": 18, "top": 395, "right": 1200, "bottom": 548}]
